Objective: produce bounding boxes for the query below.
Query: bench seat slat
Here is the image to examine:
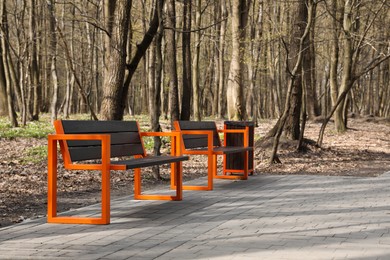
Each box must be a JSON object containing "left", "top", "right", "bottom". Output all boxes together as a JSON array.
[
  {"left": 183, "top": 146, "right": 253, "bottom": 154},
  {"left": 213, "top": 146, "right": 253, "bottom": 154},
  {"left": 111, "top": 155, "right": 189, "bottom": 169}
]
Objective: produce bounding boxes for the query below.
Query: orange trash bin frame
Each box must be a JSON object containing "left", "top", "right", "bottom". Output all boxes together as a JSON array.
[{"left": 222, "top": 123, "right": 254, "bottom": 176}]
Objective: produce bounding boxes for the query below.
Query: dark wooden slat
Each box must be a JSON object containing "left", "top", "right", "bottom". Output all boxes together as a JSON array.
[
  {"left": 61, "top": 120, "right": 139, "bottom": 134},
  {"left": 224, "top": 121, "right": 255, "bottom": 171},
  {"left": 182, "top": 137, "right": 209, "bottom": 149},
  {"left": 178, "top": 121, "right": 216, "bottom": 130},
  {"left": 178, "top": 121, "right": 221, "bottom": 148},
  {"left": 68, "top": 144, "right": 145, "bottom": 161},
  {"left": 213, "top": 146, "right": 253, "bottom": 154},
  {"left": 111, "top": 155, "right": 189, "bottom": 169},
  {"left": 67, "top": 132, "right": 141, "bottom": 147}
]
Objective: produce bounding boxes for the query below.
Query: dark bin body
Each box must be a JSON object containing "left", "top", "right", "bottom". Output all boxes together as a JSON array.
[{"left": 223, "top": 121, "right": 254, "bottom": 174}]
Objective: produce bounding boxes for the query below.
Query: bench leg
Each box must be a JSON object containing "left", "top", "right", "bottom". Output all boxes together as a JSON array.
[
  {"left": 47, "top": 138, "right": 110, "bottom": 225},
  {"left": 215, "top": 151, "right": 249, "bottom": 180},
  {"left": 134, "top": 163, "right": 182, "bottom": 201},
  {"left": 183, "top": 153, "right": 214, "bottom": 191},
  {"left": 243, "top": 150, "right": 249, "bottom": 179}
]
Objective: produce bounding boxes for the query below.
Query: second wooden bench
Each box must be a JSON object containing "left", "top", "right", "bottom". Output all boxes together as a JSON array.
[{"left": 174, "top": 121, "right": 253, "bottom": 191}]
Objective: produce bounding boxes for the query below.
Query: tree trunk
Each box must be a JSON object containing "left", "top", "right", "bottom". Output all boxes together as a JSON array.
[
  {"left": 180, "top": 0, "right": 192, "bottom": 120},
  {"left": 165, "top": 0, "right": 179, "bottom": 127},
  {"left": 283, "top": 0, "right": 307, "bottom": 140},
  {"left": 192, "top": 0, "right": 201, "bottom": 121},
  {"left": 304, "top": 3, "right": 319, "bottom": 118},
  {"left": 0, "top": 0, "right": 18, "bottom": 127},
  {"left": 31, "top": 0, "right": 41, "bottom": 121},
  {"left": 247, "top": 1, "right": 263, "bottom": 124},
  {"left": 329, "top": 0, "right": 341, "bottom": 127},
  {"left": 47, "top": 0, "right": 59, "bottom": 123},
  {"left": 63, "top": 5, "right": 75, "bottom": 119},
  {"left": 122, "top": 0, "right": 164, "bottom": 120},
  {"left": 269, "top": 0, "right": 314, "bottom": 163},
  {"left": 100, "top": 1, "right": 132, "bottom": 120},
  {"left": 148, "top": 22, "right": 163, "bottom": 180},
  {"left": 334, "top": 0, "right": 354, "bottom": 133},
  {"left": 212, "top": 1, "right": 221, "bottom": 117},
  {"left": 218, "top": 1, "right": 228, "bottom": 118},
  {"left": 0, "top": 46, "right": 7, "bottom": 116},
  {"left": 226, "top": 0, "right": 250, "bottom": 120}
]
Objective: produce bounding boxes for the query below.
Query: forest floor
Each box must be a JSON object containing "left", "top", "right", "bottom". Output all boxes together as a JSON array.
[{"left": 0, "top": 117, "right": 389, "bottom": 228}]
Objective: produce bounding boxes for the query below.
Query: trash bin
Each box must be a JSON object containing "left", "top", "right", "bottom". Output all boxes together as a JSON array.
[{"left": 223, "top": 121, "right": 255, "bottom": 175}]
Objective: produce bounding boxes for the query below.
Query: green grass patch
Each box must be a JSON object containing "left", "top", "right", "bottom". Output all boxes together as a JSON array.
[
  {"left": 0, "top": 117, "right": 54, "bottom": 139},
  {"left": 142, "top": 136, "right": 171, "bottom": 153},
  {"left": 22, "top": 145, "right": 47, "bottom": 164},
  {"left": 254, "top": 133, "right": 261, "bottom": 142}
]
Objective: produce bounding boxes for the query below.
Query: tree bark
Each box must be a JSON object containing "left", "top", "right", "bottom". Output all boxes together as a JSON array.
[
  {"left": 334, "top": 0, "right": 354, "bottom": 133},
  {"left": 218, "top": 1, "right": 228, "bottom": 118},
  {"left": 148, "top": 19, "right": 163, "bottom": 180},
  {"left": 100, "top": 0, "right": 132, "bottom": 120},
  {"left": 180, "top": 0, "right": 192, "bottom": 120},
  {"left": 47, "top": 0, "right": 59, "bottom": 123},
  {"left": 165, "top": 0, "right": 179, "bottom": 127},
  {"left": 192, "top": 0, "right": 201, "bottom": 121},
  {"left": 0, "top": 45, "right": 7, "bottom": 116},
  {"left": 304, "top": 3, "right": 320, "bottom": 118},
  {"left": 283, "top": 0, "right": 307, "bottom": 140},
  {"left": 0, "top": 0, "right": 18, "bottom": 126},
  {"left": 269, "top": 0, "right": 314, "bottom": 164},
  {"left": 31, "top": 0, "right": 41, "bottom": 121},
  {"left": 226, "top": 0, "right": 250, "bottom": 120},
  {"left": 122, "top": 0, "right": 164, "bottom": 120}
]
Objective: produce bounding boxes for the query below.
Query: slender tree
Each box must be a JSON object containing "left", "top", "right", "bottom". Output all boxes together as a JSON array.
[
  {"left": 30, "top": 0, "right": 41, "bottom": 121},
  {"left": 47, "top": 0, "right": 59, "bottom": 123},
  {"left": 148, "top": 9, "right": 164, "bottom": 179},
  {"left": 226, "top": 0, "right": 251, "bottom": 120},
  {"left": 165, "top": 0, "right": 179, "bottom": 126},
  {"left": 180, "top": 0, "right": 192, "bottom": 120},
  {"left": 0, "top": 46, "right": 7, "bottom": 116},
  {"left": 0, "top": 0, "right": 18, "bottom": 127},
  {"left": 121, "top": 0, "right": 164, "bottom": 120},
  {"left": 269, "top": 0, "right": 315, "bottom": 163},
  {"left": 218, "top": 0, "right": 228, "bottom": 118}
]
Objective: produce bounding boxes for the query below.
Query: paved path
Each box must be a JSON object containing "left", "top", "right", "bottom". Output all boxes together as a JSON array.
[{"left": 1, "top": 172, "right": 390, "bottom": 260}]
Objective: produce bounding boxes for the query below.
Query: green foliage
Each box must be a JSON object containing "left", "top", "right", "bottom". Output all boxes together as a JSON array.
[
  {"left": 142, "top": 136, "right": 171, "bottom": 153},
  {"left": 0, "top": 117, "right": 53, "bottom": 139},
  {"left": 22, "top": 145, "right": 48, "bottom": 164},
  {"left": 142, "top": 136, "right": 155, "bottom": 151}
]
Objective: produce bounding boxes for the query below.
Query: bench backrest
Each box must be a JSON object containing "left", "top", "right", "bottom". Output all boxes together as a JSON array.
[
  {"left": 174, "top": 121, "right": 221, "bottom": 149},
  {"left": 54, "top": 120, "right": 145, "bottom": 162}
]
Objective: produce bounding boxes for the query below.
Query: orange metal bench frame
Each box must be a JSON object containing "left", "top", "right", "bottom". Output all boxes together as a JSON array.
[
  {"left": 47, "top": 121, "right": 185, "bottom": 225},
  {"left": 174, "top": 121, "right": 249, "bottom": 191}
]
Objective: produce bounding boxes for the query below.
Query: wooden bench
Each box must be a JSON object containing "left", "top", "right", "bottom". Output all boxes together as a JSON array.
[
  {"left": 48, "top": 120, "right": 189, "bottom": 225},
  {"left": 174, "top": 121, "right": 253, "bottom": 191}
]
